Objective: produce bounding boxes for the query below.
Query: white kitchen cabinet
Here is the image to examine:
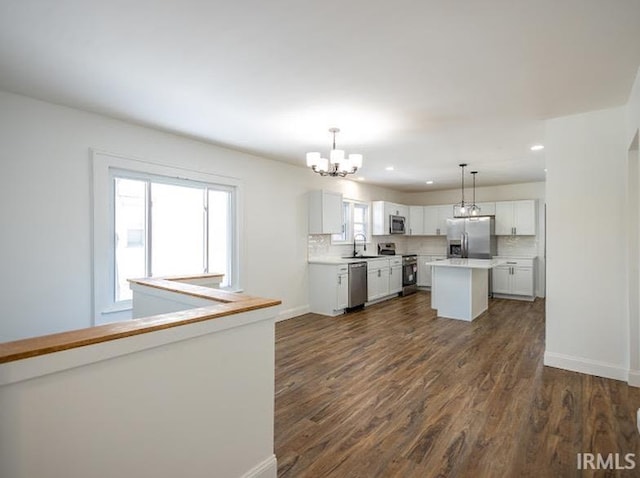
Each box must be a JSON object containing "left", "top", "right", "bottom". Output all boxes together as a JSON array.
[
  {"left": 372, "top": 201, "right": 408, "bottom": 235},
  {"left": 408, "top": 206, "right": 424, "bottom": 236},
  {"left": 367, "top": 259, "right": 390, "bottom": 301},
  {"left": 475, "top": 202, "right": 496, "bottom": 216},
  {"left": 308, "top": 190, "right": 343, "bottom": 234},
  {"left": 389, "top": 257, "right": 403, "bottom": 294},
  {"left": 417, "top": 255, "right": 431, "bottom": 286},
  {"left": 492, "top": 257, "right": 535, "bottom": 299},
  {"left": 336, "top": 270, "right": 349, "bottom": 310},
  {"left": 495, "top": 200, "right": 536, "bottom": 236},
  {"left": 421, "top": 205, "right": 451, "bottom": 236},
  {"left": 436, "top": 205, "right": 453, "bottom": 236},
  {"left": 417, "top": 255, "right": 446, "bottom": 287},
  {"left": 309, "top": 263, "right": 350, "bottom": 316}
]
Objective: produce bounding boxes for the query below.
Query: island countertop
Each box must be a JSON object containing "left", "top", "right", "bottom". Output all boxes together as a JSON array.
[{"left": 426, "top": 258, "right": 506, "bottom": 269}]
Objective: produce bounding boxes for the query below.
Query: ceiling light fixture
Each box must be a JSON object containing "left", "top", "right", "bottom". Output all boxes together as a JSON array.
[
  {"left": 469, "top": 171, "right": 481, "bottom": 216},
  {"left": 385, "top": 166, "right": 394, "bottom": 171},
  {"left": 531, "top": 144, "right": 544, "bottom": 151},
  {"left": 453, "top": 163, "right": 469, "bottom": 217},
  {"left": 306, "top": 128, "right": 362, "bottom": 177},
  {"left": 426, "top": 180, "right": 434, "bottom": 185}
]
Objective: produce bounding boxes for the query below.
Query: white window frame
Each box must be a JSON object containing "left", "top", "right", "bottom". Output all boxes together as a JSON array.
[
  {"left": 92, "top": 150, "right": 243, "bottom": 325},
  {"left": 331, "top": 199, "right": 371, "bottom": 244}
]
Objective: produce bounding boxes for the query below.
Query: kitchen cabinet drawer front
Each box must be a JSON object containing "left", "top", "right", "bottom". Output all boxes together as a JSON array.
[
  {"left": 389, "top": 257, "right": 403, "bottom": 266},
  {"left": 367, "top": 258, "right": 390, "bottom": 271}
]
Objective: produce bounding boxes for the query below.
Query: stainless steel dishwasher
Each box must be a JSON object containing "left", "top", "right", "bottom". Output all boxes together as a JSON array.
[{"left": 348, "top": 261, "right": 367, "bottom": 309}]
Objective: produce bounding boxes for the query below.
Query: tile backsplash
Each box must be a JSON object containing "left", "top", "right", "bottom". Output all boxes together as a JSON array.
[
  {"left": 496, "top": 235, "right": 539, "bottom": 257},
  {"left": 308, "top": 234, "right": 539, "bottom": 259}
]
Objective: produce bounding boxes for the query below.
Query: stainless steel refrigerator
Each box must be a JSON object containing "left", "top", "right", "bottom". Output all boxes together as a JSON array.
[{"left": 446, "top": 216, "right": 497, "bottom": 259}]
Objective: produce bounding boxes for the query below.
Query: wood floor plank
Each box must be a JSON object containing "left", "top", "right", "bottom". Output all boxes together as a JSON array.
[{"left": 275, "top": 291, "right": 640, "bottom": 477}]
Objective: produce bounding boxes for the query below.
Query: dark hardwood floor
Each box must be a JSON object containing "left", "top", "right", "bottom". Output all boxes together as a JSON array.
[{"left": 274, "top": 291, "right": 640, "bottom": 477}]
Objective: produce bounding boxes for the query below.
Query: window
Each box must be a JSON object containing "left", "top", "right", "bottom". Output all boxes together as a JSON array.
[
  {"left": 93, "top": 151, "right": 241, "bottom": 323},
  {"left": 113, "top": 173, "right": 234, "bottom": 301},
  {"left": 332, "top": 200, "right": 370, "bottom": 243}
]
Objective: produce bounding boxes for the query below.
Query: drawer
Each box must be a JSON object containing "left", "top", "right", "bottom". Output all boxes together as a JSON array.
[
  {"left": 498, "top": 257, "right": 534, "bottom": 268},
  {"left": 389, "top": 257, "right": 402, "bottom": 266},
  {"left": 367, "top": 258, "right": 389, "bottom": 271},
  {"left": 337, "top": 265, "right": 349, "bottom": 274}
]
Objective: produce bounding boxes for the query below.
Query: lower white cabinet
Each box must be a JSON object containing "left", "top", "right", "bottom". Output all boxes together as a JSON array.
[
  {"left": 492, "top": 257, "right": 536, "bottom": 299},
  {"left": 417, "top": 255, "right": 446, "bottom": 287},
  {"left": 367, "top": 259, "right": 390, "bottom": 301},
  {"left": 309, "top": 263, "right": 350, "bottom": 316},
  {"left": 336, "top": 270, "right": 349, "bottom": 310},
  {"left": 389, "top": 257, "right": 403, "bottom": 294}
]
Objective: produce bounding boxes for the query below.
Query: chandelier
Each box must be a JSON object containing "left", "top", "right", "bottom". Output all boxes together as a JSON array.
[{"left": 306, "top": 128, "right": 363, "bottom": 177}]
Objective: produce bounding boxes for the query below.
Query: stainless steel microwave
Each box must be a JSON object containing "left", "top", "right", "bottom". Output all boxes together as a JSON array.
[{"left": 389, "top": 215, "right": 406, "bottom": 234}]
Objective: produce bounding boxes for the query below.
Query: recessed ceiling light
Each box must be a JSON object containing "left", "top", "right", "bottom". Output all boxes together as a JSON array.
[
  {"left": 426, "top": 180, "right": 434, "bottom": 185},
  {"left": 385, "top": 166, "right": 394, "bottom": 171},
  {"left": 357, "top": 177, "right": 365, "bottom": 181},
  {"left": 544, "top": 168, "right": 548, "bottom": 172},
  {"left": 531, "top": 144, "right": 544, "bottom": 151}
]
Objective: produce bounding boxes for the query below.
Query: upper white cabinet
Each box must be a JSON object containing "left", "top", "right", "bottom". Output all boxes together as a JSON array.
[
  {"left": 372, "top": 201, "right": 408, "bottom": 235},
  {"left": 421, "top": 205, "right": 451, "bottom": 236},
  {"left": 308, "top": 190, "right": 343, "bottom": 234},
  {"left": 494, "top": 200, "right": 536, "bottom": 236},
  {"left": 475, "top": 202, "right": 495, "bottom": 216},
  {"left": 408, "top": 206, "right": 424, "bottom": 236}
]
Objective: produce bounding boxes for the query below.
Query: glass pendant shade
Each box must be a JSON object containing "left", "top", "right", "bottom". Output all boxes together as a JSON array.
[
  {"left": 306, "top": 152, "right": 321, "bottom": 167},
  {"left": 469, "top": 170, "right": 481, "bottom": 216},
  {"left": 453, "top": 163, "right": 469, "bottom": 217},
  {"left": 349, "top": 153, "right": 363, "bottom": 169}
]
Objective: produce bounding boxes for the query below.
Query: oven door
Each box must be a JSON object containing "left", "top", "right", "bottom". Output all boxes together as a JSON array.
[{"left": 403, "top": 263, "right": 417, "bottom": 285}]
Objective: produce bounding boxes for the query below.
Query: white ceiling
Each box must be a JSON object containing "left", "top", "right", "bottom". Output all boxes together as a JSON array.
[{"left": 1, "top": 0, "right": 640, "bottom": 191}]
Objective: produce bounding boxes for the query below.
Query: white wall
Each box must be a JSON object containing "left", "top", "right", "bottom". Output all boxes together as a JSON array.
[
  {"left": 626, "top": 67, "right": 640, "bottom": 384},
  {"left": 401, "top": 182, "right": 547, "bottom": 296},
  {"left": 0, "top": 91, "right": 403, "bottom": 341},
  {"left": 544, "top": 106, "right": 629, "bottom": 380}
]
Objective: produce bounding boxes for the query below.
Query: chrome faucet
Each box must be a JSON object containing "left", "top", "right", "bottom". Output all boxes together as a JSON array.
[{"left": 353, "top": 233, "right": 367, "bottom": 257}]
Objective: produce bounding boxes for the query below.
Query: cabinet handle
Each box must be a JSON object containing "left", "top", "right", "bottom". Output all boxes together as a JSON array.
[
  {"left": 437, "top": 228, "right": 440, "bottom": 235},
  {"left": 514, "top": 227, "right": 517, "bottom": 235},
  {"left": 378, "top": 270, "right": 381, "bottom": 277},
  {"left": 338, "top": 276, "right": 341, "bottom": 285},
  {"left": 410, "top": 228, "right": 412, "bottom": 235}
]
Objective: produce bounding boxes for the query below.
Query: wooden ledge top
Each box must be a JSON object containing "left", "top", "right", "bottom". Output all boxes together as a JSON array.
[{"left": 0, "top": 279, "right": 280, "bottom": 364}]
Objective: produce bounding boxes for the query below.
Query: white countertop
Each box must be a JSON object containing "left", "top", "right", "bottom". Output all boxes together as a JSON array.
[
  {"left": 308, "top": 256, "right": 391, "bottom": 265},
  {"left": 425, "top": 258, "right": 506, "bottom": 269}
]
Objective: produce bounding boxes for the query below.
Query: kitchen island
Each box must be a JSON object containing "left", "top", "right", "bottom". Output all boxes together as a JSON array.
[{"left": 427, "top": 258, "right": 504, "bottom": 321}]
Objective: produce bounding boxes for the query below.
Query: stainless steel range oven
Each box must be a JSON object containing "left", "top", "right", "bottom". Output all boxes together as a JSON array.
[
  {"left": 377, "top": 243, "right": 418, "bottom": 296},
  {"left": 401, "top": 254, "right": 418, "bottom": 296}
]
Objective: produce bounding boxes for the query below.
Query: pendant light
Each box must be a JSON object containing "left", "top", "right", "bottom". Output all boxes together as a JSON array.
[
  {"left": 469, "top": 171, "right": 481, "bottom": 216},
  {"left": 453, "top": 163, "right": 469, "bottom": 217}
]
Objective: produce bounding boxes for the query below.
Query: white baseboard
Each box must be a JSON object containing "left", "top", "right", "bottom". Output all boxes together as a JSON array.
[
  {"left": 276, "top": 305, "right": 310, "bottom": 322},
  {"left": 544, "top": 351, "right": 628, "bottom": 382},
  {"left": 241, "top": 455, "right": 277, "bottom": 478},
  {"left": 628, "top": 370, "right": 640, "bottom": 387}
]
